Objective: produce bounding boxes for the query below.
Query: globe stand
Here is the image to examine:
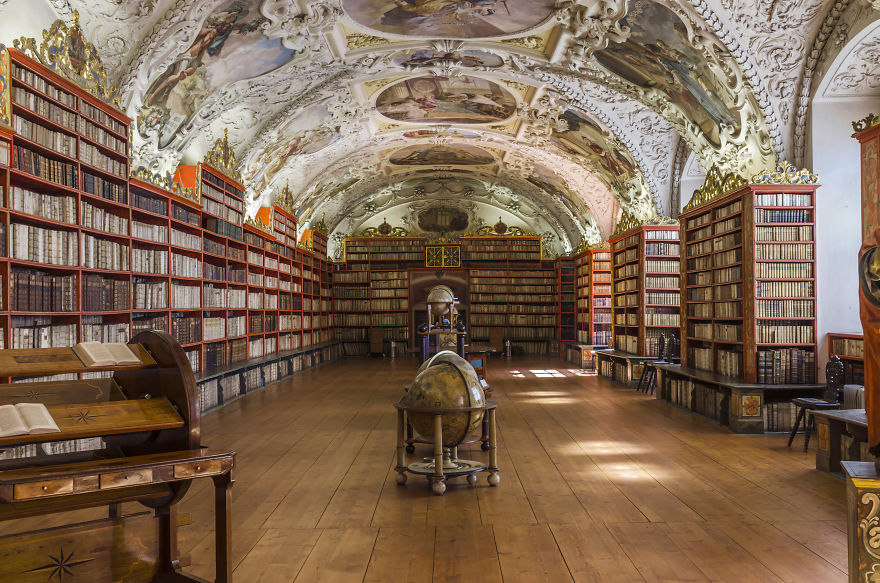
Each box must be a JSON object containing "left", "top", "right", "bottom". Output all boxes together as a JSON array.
[{"left": 394, "top": 401, "right": 499, "bottom": 496}]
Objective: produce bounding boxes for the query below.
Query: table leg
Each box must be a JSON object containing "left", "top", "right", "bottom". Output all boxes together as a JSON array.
[
  {"left": 432, "top": 414, "right": 446, "bottom": 495},
  {"left": 214, "top": 472, "right": 233, "bottom": 583},
  {"left": 396, "top": 408, "right": 407, "bottom": 484},
  {"left": 488, "top": 408, "right": 500, "bottom": 486}
]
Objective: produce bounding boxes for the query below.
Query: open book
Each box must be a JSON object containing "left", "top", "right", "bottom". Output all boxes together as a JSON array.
[
  {"left": 0, "top": 403, "right": 60, "bottom": 438},
  {"left": 73, "top": 342, "right": 142, "bottom": 367}
]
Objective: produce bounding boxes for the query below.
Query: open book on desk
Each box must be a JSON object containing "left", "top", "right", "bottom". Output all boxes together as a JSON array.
[
  {"left": 0, "top": 403, "right": 60, "bottom": 438},
  {"left": 72, "top": 342, "right": 142, "bottom": 367}
]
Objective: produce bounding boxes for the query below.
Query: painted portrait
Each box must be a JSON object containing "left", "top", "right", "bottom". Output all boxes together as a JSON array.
[
  {"left": 245, "top": 103, "right": 339, "bottom": 194},
  {"left": 389, "top": 145, "right": 495, "bottom": 166},
  {"left": 418, "top": 206, "right": 470, "bottom": 232},
  {"left": 552, "top": 110, "right": 638, "bottom": 189},
  {"left": 593, "top": 0, "right": 741, "bottom": 147},
  {"left": 395, "top": 49, "right": 504, "bottom": 69},
  {"left": 137, "top": 0, "right": 296, "bottom": 148},
  {"left": 342, "top": 0, "right": 556, "bottom": 38},
  {"left": 376, "top": 76, "right": 516, "bottom": 124}
]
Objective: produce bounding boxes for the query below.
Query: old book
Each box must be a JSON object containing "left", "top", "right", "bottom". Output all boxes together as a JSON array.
[
  {"left": 73, "top": 342, "right": 141, "bottom": 367},
  {"left": 0, "top": 403, "right": 60, "bottom": 437}
]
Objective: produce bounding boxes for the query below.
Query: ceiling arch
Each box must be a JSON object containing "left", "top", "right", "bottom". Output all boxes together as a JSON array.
[{"left": 4, "top": 0, "right": 850, "bottom": 250}]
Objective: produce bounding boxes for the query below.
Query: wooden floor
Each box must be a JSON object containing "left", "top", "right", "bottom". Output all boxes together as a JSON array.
[{"left": 18, "top": 355, "right": 848, "bottom": 582}]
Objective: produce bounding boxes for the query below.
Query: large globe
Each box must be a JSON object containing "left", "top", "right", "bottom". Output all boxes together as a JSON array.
[
  {"left": 426, "top": 285, "right": 455, "bottom": 319},
  {"left": 406, "top": 351, "right": 485, "bottom": 446}
]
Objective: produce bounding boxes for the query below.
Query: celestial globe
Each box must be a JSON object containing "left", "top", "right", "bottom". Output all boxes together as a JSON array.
[{"left": 406, "top": 351, "right": 485, "bottom": 447}]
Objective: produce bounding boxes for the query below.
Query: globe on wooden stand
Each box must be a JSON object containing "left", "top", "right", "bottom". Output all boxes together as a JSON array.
[{"left": 395, "top": 351, "right": 499, "bottom": 495}]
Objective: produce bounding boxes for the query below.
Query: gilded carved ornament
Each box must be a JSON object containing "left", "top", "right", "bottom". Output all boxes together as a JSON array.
[
  {"left": 130, "top": 166, "right": 197, "bottom": 203},
  {"left": 611, "top": 210, "right": 641, "bottom": 238},
  {"left": 683, "top": 164, "right": 747, "bottom": 212},
  {"left": 275, "top": 180, "right": 296, "bottom": 217},
  {"left": 0, "top": 46, "right": 10, "bottom": 128},
  {"left": 312, "top": 213, "right": 329, "bottom": 236},
  {"left": 245, "top": 215, "right": 274, "bottom": 236},
  {"left": 854, "top": 113, "right": 880, "bottom": 133},
  {"left": 346, "top": 33, "right": 392, "bottom": 51},
  {"left": 750, "top": 161, "right": 819, "bottom": 186},
  {"left": 203, "top": 129, "right": 243, "bottom": 184},
  {"left": 13, "top": 11, "right": 120, "bottom": 108},
  {"left": 497, "top": 35, "right": 547, "bottom": 52},
  {"left": 352, "top": 218, "right": 418, "bottom": 238}
]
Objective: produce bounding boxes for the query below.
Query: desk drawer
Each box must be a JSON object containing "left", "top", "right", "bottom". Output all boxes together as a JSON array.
[
  {"left": 174, "top": 460, "right": 222, "bottom": 479},
  {"left": 100, "top": 469, "right": 154, "bottom": 489},
  {"left": 14, "top": 478, "right": 74, "bottom": 500}
]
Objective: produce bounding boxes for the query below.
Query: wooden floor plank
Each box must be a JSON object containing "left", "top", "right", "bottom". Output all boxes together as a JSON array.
[
  {"left": 5, "top": 356, "right": 842, "bottom": 582},
  {"left": 294, "top": 527, "right": 379, "bottom": 583},
  {"left": 550, "top": 523, "right": 645, "bottom": 583},
  {"left": 493, "top": 524, "right": 573, "bottom": 582}
]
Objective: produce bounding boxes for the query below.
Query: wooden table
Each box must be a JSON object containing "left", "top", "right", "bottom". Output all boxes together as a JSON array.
[
  {"left": 652, "top": 364, "right": 825, "bottom": 433},
  {"left": 811, "top": 409, "right": 868, "bottom": 473}
]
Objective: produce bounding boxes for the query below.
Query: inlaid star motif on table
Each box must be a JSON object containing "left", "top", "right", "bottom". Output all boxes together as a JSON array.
[
  {"left": 63, "top": 409, "right": 105, "bottom": 424},
  {"left": 25, "top": 545, "right": 94, "bottom": 581}
]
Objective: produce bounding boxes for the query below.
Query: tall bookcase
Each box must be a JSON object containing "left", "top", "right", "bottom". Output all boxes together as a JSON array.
[
  {"left": 828, "top": 332, "right": 864, "bottom": 384},
  {"left": 556, "top": 256, "right": 575, "bottom": 344},
  {"left": 0, "top": 46, "right": 131, "bottom": 357},
  {"left": 679, "top": 180, "right": 818, "bottom": 383},
  {"left": 609, "top": 223, "right": 681, "bottom": 356},
  {"left": 574, "top": 247, "right": 612, "bottom": 345}
]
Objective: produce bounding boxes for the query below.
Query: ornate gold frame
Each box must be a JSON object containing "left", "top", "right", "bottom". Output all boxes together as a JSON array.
[{"left": 204, "top": 129, "right": 243, "bottom": 184}]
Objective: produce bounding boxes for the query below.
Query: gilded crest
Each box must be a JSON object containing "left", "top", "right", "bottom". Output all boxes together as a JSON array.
[
  {"left": 683, "top": 164, "right": 747, "bottom": 212},
  {"left": 204, "top": 129, "right": 243, "bottom": 184},
  {"left": 13, "top": 11, "right": 120, "bottom": 108}
]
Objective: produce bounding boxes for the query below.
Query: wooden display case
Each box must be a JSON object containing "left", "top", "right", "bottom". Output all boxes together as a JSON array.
[
  {"left": 679, "top": 182, "right": 818, "bottom": 384},
  {"left": 574, "top": 247, "right": 612, "bottom": 346},
  {"left": 556, "top": 256, "right": 575, "bottom": 344}
]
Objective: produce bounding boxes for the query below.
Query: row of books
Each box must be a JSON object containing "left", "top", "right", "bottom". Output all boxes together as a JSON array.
[
  {"left": 79, "top": 117, "right": 126, "bottom": 154},
  {"left": 645, "top": 311, "right": 680, "bottom": 327},
  {"left": 82, "top": 172, "right": 126, "bottom": 203},
  {"left": 11, "top": 85, "right": 77, "bottom": 130},
  {"left": 756, "top": 324, "right": 814, "bottom": 344},
  {"left": 132, "top": 247, "right": 168, "bottom": 274},
  {"left": 755, "top": 262, "right": 812, "bottom": 279},
  {"left": 13, "top": 116, "right": 76, "bottom": 157},
  {"left": 755, "top": 225, "right": 813, "bottom": 242},
  {"left": 133, "top": 278, "right": 167, "bottom": 309},
  {"left": 10, "top": 319, "right": 76, "bottom": 349},
  {"left": 645, "top": 292, "right": 680, "bottom": 305},
  {"left": 755, "top": 193, "right": 812, "bottom": 207},
  {"left": 645, "top": 229, "right": 679, "bottom": 240},
  {"left": 171, "top": 283, "right": 201, "bottom": 309},
  {"left": 171, "top": 313, "right": 201, "bottom": 345},
  {"left": 10, "top": 186, "right": 76, "bottom": 224},
  {"left": 756, "top": 299, "right": 814, "bottom": 318},
  {"left": 11, "top": 222, "right": 78, "bottom": 266},
  {"left": 756, "top": 243, "right": 812, "bottom": 260},
  {"left": 80, "top": 142, "right": 126, "bottom": 178},
  {"left": 645, "top": 242, "right": 679, "bottom": 255},
  {"left": 132, "top": 220, "right": 167, "bottom": 242},
  {"left": 646, "top": 259, "right": 680, "bottom": 273},
  {"left": 757, "top": 348, "right": 816, "bottom": 383},
  {"left": 11, "top": 270, "right": 76, "bottom": 311},
  {"left": 80, "top": 201, "right": 128, "bottom": 235},
  {"left": 755, "top": 209, "right": 811, "bottom": 223},
  {"left": 756, "top": 280, "right": 813, "bottom": 298},
  {"left": 831, "top": 336, "right": 864, "bottom": 358},
  {"left": 82, "top": 233, "right": 129, "bottom": 271},
  {"left": 82, "top": 274, "right": 129, "bottom": 311}
]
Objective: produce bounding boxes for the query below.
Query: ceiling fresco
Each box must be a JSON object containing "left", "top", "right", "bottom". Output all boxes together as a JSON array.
[
  {"left": 340, "top": 0, "right": 557, "bottom": 38},
  {"left": 3, "top": 0, "right": 862, "bottom": 255}
]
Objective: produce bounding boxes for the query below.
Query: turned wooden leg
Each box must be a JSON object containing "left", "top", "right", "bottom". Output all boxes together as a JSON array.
[
  {"left": 214, "top": 472, "right": 233, "bottom": 583},
  {"left": 432, "top": 414, "right": 446, "bottom": 495},
  {"left": 488, "top": 408, "right": 500, "bottom": 486},
  {"left": 396, "top": 409, "right": 407, "bottom": 484},
  {"left": 481, "top": 411, "right": 490, "bottom": 451}
]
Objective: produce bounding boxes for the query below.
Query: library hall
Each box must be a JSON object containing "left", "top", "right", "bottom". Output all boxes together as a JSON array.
[{"left": 3, "top": 0, "right": 880, "bottom": 581}]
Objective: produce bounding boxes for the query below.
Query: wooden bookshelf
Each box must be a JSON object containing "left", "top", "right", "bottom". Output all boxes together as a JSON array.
[
  {"left": 829, "top": 332, "right": 864, "bottom": 385},
  {"left": 608, "top": 224, "right": 681, "bottom": 357},
  {"left": 556, "top": 256, "right": 575, "bottom": 344},
  {"left": 679, "top": 182, "right": 818, "bottom": 384},
  {"left": 574, "top": 247, "right": 612, "bottom": 346}
]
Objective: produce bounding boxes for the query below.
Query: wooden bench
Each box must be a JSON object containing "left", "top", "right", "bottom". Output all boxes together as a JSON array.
[
  {"left": 811, "top": 409, "right": 869, "bottom": 473},
  {"left": 0, "top": 330, "right": 235, "bottom": 583},
  {"left": 652, "top": 363, "right": 825, "bottom": 434},
  {"left": 595, "top": 350, "right": 654, "bottom": 388}
]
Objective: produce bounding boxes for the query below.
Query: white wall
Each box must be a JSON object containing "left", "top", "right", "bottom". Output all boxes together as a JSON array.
[
  {"left": 810, "top": 97, "right": 880, "bottom": 377},
  {"left": 0, "top": 0, "right": 58, "bottom": 47}
]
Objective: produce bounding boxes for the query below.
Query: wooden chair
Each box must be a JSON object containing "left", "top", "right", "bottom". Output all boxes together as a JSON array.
[
  {"left": 637, "top": 334, "right": 666, "bottom": 394},
  {"left": 788, "top": 355, "right": 846, "bottom": 452},
  {"left": 0, "top": 331, "right": 235, "bottom": 582}
]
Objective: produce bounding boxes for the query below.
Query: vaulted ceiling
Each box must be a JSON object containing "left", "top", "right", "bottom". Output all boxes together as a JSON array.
[{"left": 4, "top": 0, "right": 876, "bottom": 256}]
